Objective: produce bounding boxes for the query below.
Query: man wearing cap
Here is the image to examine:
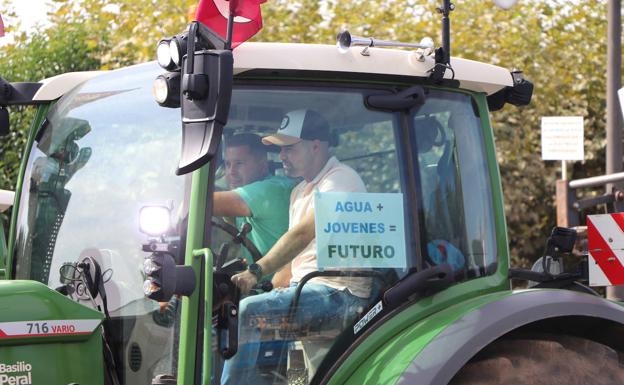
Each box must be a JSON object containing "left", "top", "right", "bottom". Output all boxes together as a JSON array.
[{"left": 221, "top": 110, "right": 371, "bottom": 385}]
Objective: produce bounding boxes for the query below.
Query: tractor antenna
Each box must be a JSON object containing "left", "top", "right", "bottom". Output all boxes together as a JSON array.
[
  {"left": 429, "top": 0, "right": 455, "bottom": 82},
  {"left": 440, "top": 0, "right": 453, "bottom": 65}
]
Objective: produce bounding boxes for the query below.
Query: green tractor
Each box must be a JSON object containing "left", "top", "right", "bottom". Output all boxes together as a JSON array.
[{"left": 1, "top": 2, "right": 624, "bottom": 385}]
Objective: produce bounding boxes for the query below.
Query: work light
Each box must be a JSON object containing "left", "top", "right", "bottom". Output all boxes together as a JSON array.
[
  {"left": 143, "top": 258, "right": 161, "bottom": 275},
  {"left": 170, "top": 39, "right": 182, "bottom": 67},
  {"left": 142, "top": 251, "right": 196, "bottom": 301},
  {"left": 170, "top": 34, "right": 188, "bottom": 67},
  {"left": 143, "top": 278, "right": 160, "bottom": 296},
  {"left": 157, "top": 39, "right": 176, "bottom": 71},
  {"left": 139, "top": 205, "right": 171, "bottom": 237},
  {"left": 152, "top": 72, "right": 181, "bottom": 108}
]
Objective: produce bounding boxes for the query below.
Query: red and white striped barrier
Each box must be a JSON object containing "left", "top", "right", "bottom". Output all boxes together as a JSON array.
[{"left": 587, "top": 213, "right": 624, "bottom": 286}]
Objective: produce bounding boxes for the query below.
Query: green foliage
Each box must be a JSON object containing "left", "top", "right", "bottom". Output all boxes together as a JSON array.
[
  {"left": 49, "top": 0, "right": 197, "bottom": 68},
  {"left": 0, "top": 0, "right": 614, "bottom": 266}
]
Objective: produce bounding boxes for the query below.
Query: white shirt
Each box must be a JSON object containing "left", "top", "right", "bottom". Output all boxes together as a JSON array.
[{"left": 289, "top": 156, "right": 371, "bottom": 298}]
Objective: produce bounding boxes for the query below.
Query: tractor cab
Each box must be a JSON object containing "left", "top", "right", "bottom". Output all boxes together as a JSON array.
[
  {"left": 7, "top": 1, "right": 624, "bottom": 383},
  {"left": 3, "top": 36, "right": 525, "bottom": 384}
]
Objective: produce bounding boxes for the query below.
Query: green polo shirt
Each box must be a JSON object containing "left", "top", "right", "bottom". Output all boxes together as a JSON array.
[{"left": 234, "top": 175, "right": 294, "bottom": 259}]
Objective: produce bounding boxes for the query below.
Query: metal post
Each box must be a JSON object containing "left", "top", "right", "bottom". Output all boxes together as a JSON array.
[
  {"left": 555, "top": 180, "right": 577, "bottom": 227},
  {"left": 606, "top": 0, "right": 623, "bottom": 300}
]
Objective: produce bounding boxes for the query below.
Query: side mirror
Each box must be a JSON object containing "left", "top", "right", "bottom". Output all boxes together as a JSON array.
[
  {"left": 487, "top": 71, "right": 533, "bottom": 111},
  {"left": 0, "top": 107, "right": 9, "bottom": 137},
  {"left": 547, "top": 226, "right": 577, "bottom": 255}
]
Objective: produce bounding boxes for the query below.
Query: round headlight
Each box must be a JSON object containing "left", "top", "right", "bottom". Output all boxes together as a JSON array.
[
  {"left": 157, "top": 40, "right": 174, "bottom": 70},
  {"left": 152, "top": 72, "right": 181, "bottom": 108},
  {"left": 170, "top": 39, "right": 181, "bottom": 66},
  {"left": 152, "top": 76, "right": 170, "bottom": 105}
]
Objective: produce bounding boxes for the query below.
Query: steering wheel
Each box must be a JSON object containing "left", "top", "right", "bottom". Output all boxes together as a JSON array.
[{"left": 211, "top": 217, "right": 263, "bottom": 268}]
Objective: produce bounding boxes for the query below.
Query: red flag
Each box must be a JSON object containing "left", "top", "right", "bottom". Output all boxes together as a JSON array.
[
  {"left": 195, "top": 0, "right": 266, "bottom": 48},
  {"left": 0, "top": 14, "right": 5, "bottom": 38}
]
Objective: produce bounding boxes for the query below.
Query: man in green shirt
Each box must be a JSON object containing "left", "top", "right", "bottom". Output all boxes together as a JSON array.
[{"left": 213, "top": 133, "right": 294, "bottom": 266}]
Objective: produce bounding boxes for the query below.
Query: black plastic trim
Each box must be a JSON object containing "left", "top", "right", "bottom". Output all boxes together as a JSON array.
[
  {"left": 236, "top": 69, "right": 461, "bottom": 89},
  {"left": 0, "top": 81, "right": 44, "bottom": 106}
]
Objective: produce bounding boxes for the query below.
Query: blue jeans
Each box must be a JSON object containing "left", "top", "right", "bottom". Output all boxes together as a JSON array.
[{"left": 220, "top": 283, "right": 368, "bottom": 385}]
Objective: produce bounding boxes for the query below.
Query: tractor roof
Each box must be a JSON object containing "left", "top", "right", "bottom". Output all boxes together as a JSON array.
[{"left": 33, "top": 42, "right": 513, "bottom": 102}]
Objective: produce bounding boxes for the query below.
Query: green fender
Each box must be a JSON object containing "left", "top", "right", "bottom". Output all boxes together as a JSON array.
[
  {"left": 333, "top": 289, "right": 624, "bottom": 385},
  {"left": 0, "top": 280, "right": 105, "bottom": 385}
]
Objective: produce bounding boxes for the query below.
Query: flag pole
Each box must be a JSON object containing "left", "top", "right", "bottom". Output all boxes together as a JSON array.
[{"left": 225, "top": 6, "right": 235, "bottom": 50}]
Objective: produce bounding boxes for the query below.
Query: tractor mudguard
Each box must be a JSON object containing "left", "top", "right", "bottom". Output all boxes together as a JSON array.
[
  {"left": 396, "top": 289, "right": 624, "bottom": 384},
  {"left": 0, "top": 280, "right": 105, "bottom": 385},
  {"left": 338, "top": 289, "right": 624, "bottom": 385}
]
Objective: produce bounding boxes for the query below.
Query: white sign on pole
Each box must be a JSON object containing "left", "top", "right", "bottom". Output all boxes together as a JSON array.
[
  {"left": 618, "top": 87, "right": 624, "bottom": 121},
  {"left": 541, "top": 116, "right": 584, "bottom": 161}
]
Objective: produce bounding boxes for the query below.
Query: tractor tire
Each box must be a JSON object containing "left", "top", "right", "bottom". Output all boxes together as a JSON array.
[{"left": 449, "top": 333, "right": 624, "bottom": 385}]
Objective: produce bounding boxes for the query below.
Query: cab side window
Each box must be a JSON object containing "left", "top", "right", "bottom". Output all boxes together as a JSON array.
[
  {"left": 334, "top": 117, "right": 402, "bottom": 193},
  {"left": 414, "top": 91, "right": 497, "bottom": 278}
]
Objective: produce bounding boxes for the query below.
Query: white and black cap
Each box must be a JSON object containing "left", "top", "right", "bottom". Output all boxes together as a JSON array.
[{"left": 262, "top": 109, "right": 330, "bottom": 146}]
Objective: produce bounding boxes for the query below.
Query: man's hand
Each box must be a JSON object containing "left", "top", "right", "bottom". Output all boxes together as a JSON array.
[
  {"left": 231, "top": 269, "right": 258, "bottom": 295},
  {"left": 271, "top": 263, "right": 292, "bottom": 288}
]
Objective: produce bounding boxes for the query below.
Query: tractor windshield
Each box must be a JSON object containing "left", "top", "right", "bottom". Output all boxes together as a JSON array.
[{"left": 12, "top": 63, "right": 185, "bottom": 383}]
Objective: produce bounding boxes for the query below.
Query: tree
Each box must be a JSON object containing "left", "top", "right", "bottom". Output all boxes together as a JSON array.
[{"left": 49, "top": 0, "right": 197, "bottom": 68}]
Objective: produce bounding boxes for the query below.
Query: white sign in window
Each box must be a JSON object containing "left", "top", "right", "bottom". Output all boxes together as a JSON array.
[
  {"left": 541, "top": 116, "right": 584, "bottom": 161},
  {"left": 314, "top": 192, "right": 407, "bottom": 269}
]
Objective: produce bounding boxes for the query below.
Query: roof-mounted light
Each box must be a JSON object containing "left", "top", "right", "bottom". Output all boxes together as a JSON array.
[
  {"left": 170, "top": 33, "right": 188, "bottom": 67},
  {"left": 157, "top": 33, "right": 190, "bottom": 71},
  {"left": 157, "top": 39, "right": 176, "bottom": 71}
]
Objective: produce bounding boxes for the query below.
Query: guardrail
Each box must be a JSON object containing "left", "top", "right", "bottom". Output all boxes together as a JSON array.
[{"left": 556, "top": 172, "right": 624, "bottom": 227}]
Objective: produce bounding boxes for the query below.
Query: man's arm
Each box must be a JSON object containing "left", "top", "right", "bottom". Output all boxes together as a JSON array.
[
  {"left": 212, "top": 191, "right": 251, "bottom": 217},
  {"left": 258, "top": 209, "right": 315, "bottom": 274},
  {"left": 232, "top": 210, "right": 315, "bottom": 293}
]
